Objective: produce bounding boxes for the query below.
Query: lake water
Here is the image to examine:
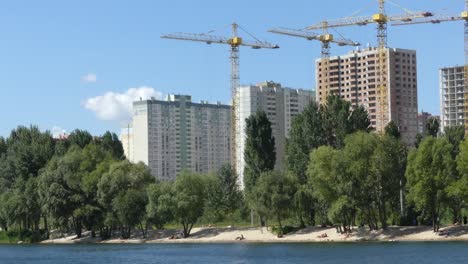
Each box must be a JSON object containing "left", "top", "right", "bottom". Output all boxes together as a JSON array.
[{"left": 0, "top": 242, "right": 467, "bottom": 264}]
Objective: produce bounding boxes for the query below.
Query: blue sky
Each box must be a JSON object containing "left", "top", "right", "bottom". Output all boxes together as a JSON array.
[{"left": 0, "top": 0, "right": 464, "bottom": 137}]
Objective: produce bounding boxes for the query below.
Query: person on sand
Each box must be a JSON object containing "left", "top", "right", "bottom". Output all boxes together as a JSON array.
[{"left": 235, "top": 234, "right": 245, "bottom": 240}]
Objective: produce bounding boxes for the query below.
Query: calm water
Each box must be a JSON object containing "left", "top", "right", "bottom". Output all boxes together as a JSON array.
[{"left": 0, "top": 242, "right": 467, "bottom": 264}]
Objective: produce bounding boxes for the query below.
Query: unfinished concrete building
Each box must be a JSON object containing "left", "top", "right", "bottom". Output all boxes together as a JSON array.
[{"left": 316, "top": 47, "right": 418, "bottom": 144}]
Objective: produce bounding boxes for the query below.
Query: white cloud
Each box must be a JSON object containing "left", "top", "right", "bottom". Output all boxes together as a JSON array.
[
  {"left": 51, "top": 126, "right": 67, "bottom": 139},
  {"left": 84, "top": 86, "right": 162, "bottom": 122},
  {"left": 82, "top": 73, "right": 97, "bottom": 83}
]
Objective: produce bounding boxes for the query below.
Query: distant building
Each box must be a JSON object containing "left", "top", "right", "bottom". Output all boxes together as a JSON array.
[
  {"left": 235, "top": 81, "right": 315, "bottom": 189},
  {"left": 315, "top": 47, "right": 418, "bottom": 145},
  {"left": 120, "top": 126, "right": 133, "bottom": 160},
  {"left": 440, "top": 65, "right": 465, "bottom": 132},
  {"left": 129, "top": 95, "right": 231, "bottom": 181}
]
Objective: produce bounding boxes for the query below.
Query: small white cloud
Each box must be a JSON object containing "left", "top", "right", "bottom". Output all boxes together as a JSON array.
[
  {"left": 83, "top": 86, "right": 162, "bottom": 122},
  {"left": 82, "top": 73, "right": 97, "bottom": 83},
  {"left": 51, "top": 126, "right": 67, "bottom": 139}
]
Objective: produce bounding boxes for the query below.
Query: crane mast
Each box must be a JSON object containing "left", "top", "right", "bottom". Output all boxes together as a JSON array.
[
  {"left": 161, "top": 23, "right": 279, "bottom": 178},
  {"left": 376, "top": 0, "right": 388, "bottom": 132}
]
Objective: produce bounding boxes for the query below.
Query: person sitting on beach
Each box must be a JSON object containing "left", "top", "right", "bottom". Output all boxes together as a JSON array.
[{"left": 235, "top": 234, "right": 245, "bottom": 240}]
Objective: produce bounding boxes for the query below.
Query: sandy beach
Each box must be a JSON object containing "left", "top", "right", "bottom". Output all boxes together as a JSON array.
[{"left": 41, "top": 225, "right": 468, "bottom": 244}]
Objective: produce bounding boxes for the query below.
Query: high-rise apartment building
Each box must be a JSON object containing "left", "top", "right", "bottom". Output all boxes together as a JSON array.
[
  {"left": 316, "top": 47, "right": 418, "bottom": 144},
  {"left": 440, "top": 66, "right": 465, "bottom": 132},
  {"left": 129, "top": 95, "right": 231, "bottom": 180},
  {"left": 235, "top": 81, "right": 315, "bottom": 188}
]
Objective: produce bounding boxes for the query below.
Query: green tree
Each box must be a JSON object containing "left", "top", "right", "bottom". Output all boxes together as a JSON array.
[
  {"left": 68, "top": 129, "right": 93, "bottom": 148},
  {"left": 113, "top": 189, "right": 148, "bottom": 238},
  {"left": 425, "top": 117, "right": 440, "bottom": 138},
  {"left": 0, "top": 137, "right": 6, "bottom": 156},
  {"left": 371, "top": 135, "right": 407, "bottom": 228},
  {"left": 385, "top": 120, "right": 401, "bottom": 139},
  {"left": 243, "top": 111, "right": 276, "bottom": 199},
  {"left": 453, "top": 139, "right": 468, "bottom": 224},
  {"left": 98, "top": 160, "right": 154, "bottom": 239},
  {"left": 1, "top": 126, "right": 54, "bottom": 184},
  {"left": 252, "top": 171, "right": 297, "bottom": 236},
  {"left": 443, "top": 125, "right": 465, "bottom": 158},
  {"left": 320, "top": 96, "right": 371, "bottom": 148},
  {"left": 100, "top": 131, "right": 124, "bottom": 159},
  {"left": 406, "top": 137, "right": 455, "bottom": 232},
  {"left": 146, "top": 182, "right": 174, "bottom": 229},
  {"left": 307, "top": 146, "right": 352, "bottom": 231},
  {"left": 172, "top": 171, "right": 206, "bottom": 238}
]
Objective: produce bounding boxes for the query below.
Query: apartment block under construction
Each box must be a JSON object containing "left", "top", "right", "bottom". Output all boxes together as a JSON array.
[
  {"left": 440, "top": 65, "right": 465, "bottom": 132},
  {"left": 315, "top": 47, "right": 418, "bottom": 144}
]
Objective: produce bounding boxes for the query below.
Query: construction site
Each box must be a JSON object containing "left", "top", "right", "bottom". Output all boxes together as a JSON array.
[{"left": 126, "top": 0, "right": 468, "bottom": 181}]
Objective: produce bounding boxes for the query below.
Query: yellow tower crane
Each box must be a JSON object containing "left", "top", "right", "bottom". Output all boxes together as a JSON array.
[
  {"left": 305, "top": 0, "right": 433, "bottom": 132},
  {"left": 392, "top": 1, "right": 468, "bottom": 132},
  {"left": 161, "top": 23, "right": 279, "bottom": 176},
  {"left": 268, "top": 27, "right": 360, "bottom": 104}
]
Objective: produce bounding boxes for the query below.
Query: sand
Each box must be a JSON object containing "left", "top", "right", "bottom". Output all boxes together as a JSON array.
[{"left": 40, "top": 225, "right": 468, "bottom": 244}]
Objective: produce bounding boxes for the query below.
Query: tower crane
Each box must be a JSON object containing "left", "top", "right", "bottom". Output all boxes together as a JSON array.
[
  {"left": 161, "top": 23, "right": 279, "bottom": 176},
  {"left": 268, "top": 27, "right": 360, "bottom": 104},
  {"left": 305, "top": 0, "right": 433, "bottom": 131},
  {"left": 392, "top": 1, "right": 468, "bottom": 131}
]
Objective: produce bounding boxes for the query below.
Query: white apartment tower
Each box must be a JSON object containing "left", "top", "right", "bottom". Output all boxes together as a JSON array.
[
  {"left": 130, "top": 95, "right": 231, "bottom": 180},
  {"left": 235, "top": 81, "right": 315, "bottom": 188},
  {"left": 440, "top": 66, "right": 465, "bottom": 132},
  {"left": 316, "top": 47, "right": 418, "bottom": 144}
]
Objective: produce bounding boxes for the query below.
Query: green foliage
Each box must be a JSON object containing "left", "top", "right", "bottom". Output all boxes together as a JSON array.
[
  {"left": 285, "top": 96, "right": 371, "bottom": 227},
  {"left": 68, "top": 129, "right": 93, "bottom": 148},
  {"left": 243, "top": 111, "right": 276, "bottom": 202},
  {"left": 308, "top": 132, "right": 406, "bottom": 231},
  {"left": 146, "top": 182, "right": 175, "bottom": 229},
  {"left": 251, "top": 171, "right": 297, "bottom": 235},
  {"left": 385, "top": 121, "right": 401, "bottom": 139},
  {"left": 271, "top": 225, "right": 299, "bottom": 236},
  {"left": 425, "top": 117, "right": 440, "bottom": 138},
  {"left": 99, "top": 131, "right": 125, "bottom": 160},
  {"left": 0, "top": 137, "right": 6, "bottom": 156},
  {"left": 406, "top": 137, "right": 455, "bottom": 231},
  {"left": 443, "top": 125, "right": 465, "bottom": 158},
  {"left": 98, "top": 160, "right": 155, "bottom": 238},
  {"left": 172, "top": 171, "right": 207, "bottom": 238}
]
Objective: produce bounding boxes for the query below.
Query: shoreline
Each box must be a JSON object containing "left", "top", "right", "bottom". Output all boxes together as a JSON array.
[{"left": 39, "top": 225, "right": 468, "bottom": 245}]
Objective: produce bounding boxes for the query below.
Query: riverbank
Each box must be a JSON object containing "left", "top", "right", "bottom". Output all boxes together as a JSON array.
[{"left": 40, "top": 225, "right": 468, "bottom": 244}]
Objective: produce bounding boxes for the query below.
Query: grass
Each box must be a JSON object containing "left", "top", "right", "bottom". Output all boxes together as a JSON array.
[{"left": 0, "top": 231, "right": 8, "bottom": 243}]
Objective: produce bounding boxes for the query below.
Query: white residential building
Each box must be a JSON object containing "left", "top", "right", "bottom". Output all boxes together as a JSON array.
[
  {"left": 440, "top": 66, "right": 465, "bottom": 132},
  {"left": 235, "top": 81, "right": 315, "bottom": 188},
  {"left": 129, "top": 95, "right": 231, "bottom": 181}
]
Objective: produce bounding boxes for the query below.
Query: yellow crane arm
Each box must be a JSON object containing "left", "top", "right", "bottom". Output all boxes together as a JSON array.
[
  {"left": 161, "top": 32, "right": 279, "bottom": 49},
  {"left": 268, "top": 27, "right": 360, "bottom": 46},
  {"left": 306, "top": 11, "right": 433, "bottom": 30},
  {"left": 392, "top": 14, "right": 466, "bottom": 26}
]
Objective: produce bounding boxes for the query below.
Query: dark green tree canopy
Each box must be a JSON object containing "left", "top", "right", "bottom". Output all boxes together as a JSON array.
[
  {"left": 425, "top": 117, "right": 440, "bottom": 138},
  {"left": 443, "top": 125, "right": 465, "bottom": 158},
  {"left": 385, "top": 120, "right": 401, "bottom": 139},
  {"left": 243, "top": 110, "right": 276, "bottom": 196},
  {"left": 99, "top": 131, "right": 125, "bottom": 160},
  {"left": 68, "top": 129, "right": 93, "bottom": 148}
]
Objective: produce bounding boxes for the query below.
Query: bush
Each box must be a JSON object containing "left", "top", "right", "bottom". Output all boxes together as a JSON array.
[{"left": 271, "top": 225, "right": 300, "bottom": 236}]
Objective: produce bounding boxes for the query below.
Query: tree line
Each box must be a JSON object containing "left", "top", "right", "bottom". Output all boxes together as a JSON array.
[
  {"left": 0, "top": 126, "right": 243, "bottom": 241},
  {"left": 243, "top": 96, "right": 467, "bottom": 234},
  {"left": 1, "top": 96, "right": 467, "bottom": 241}
]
